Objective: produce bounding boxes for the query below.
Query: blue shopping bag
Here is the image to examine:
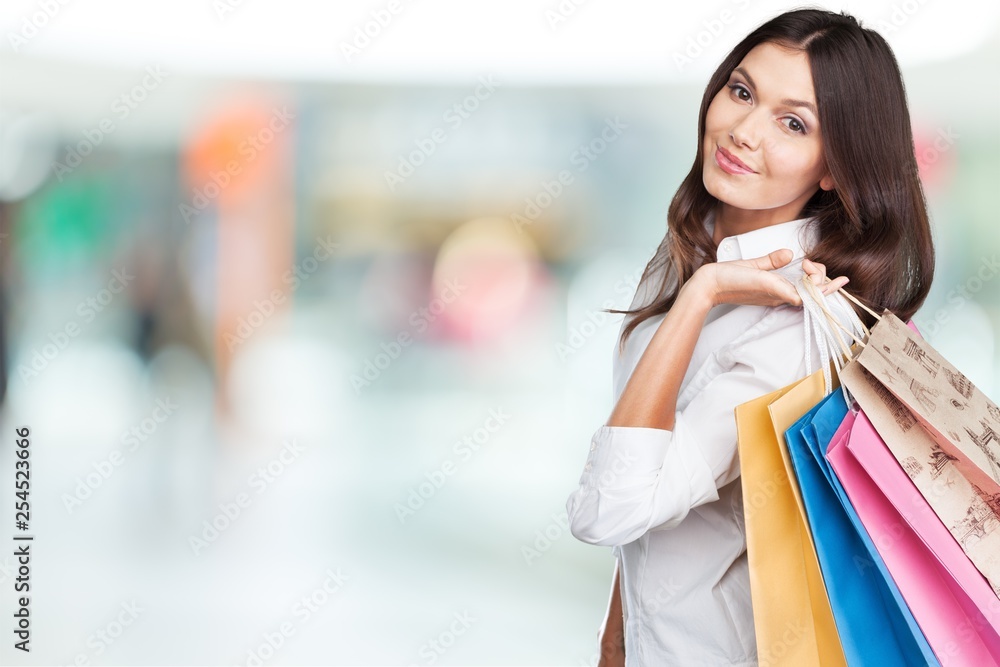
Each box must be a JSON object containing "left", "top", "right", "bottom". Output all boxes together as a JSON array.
[{"left": 784, "top": 390, "right": 939, "bottom": 667}]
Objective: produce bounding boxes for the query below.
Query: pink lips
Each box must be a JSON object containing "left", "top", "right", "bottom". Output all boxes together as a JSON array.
[{"left": 715, "top": 146, "right": 755, "bottom": 175}]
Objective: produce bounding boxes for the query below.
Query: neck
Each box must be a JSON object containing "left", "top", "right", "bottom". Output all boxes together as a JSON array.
[{"left": 711, "top": 201, "right": 809, "bottom": 246}]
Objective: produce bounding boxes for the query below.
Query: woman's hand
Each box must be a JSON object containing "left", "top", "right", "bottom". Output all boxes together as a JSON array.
[{"left": 686, "top": 248, "right": 849, "bottom": 309}]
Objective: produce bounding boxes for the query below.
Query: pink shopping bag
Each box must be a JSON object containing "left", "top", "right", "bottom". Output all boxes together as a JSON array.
[{"left": 827, "top": 409, "right": 1000, "bottom": 666}]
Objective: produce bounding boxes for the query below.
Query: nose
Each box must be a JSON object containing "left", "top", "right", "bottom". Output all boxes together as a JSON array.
[{"left": 729, "top": 108, "right": 762, "bottom": 151}]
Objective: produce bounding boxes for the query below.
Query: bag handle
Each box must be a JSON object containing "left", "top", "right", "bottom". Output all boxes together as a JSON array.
[
  {"left": 796, "top": 274, "right": 896, "bottom": 413},
  {"left": 799, "top": 276, "right": 869, "bottom": 350},
  {"left": 832, "top": 283, "right": 883, "bottom": 324},
  {"left": 795, "top": 273, "right": 875, "bottom": 404}
]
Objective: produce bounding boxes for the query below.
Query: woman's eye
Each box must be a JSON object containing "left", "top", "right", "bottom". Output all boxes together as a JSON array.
[
  {"left": 783, "top": 118, "right": 806, "bottom": 134},
  {"left": 727, "top": 83, "right": 751, "bottom": 102}
]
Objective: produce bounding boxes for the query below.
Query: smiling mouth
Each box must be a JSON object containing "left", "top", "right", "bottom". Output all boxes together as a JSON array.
[{"left": 714, "top": 146, "right": 755, "bottom": 175}]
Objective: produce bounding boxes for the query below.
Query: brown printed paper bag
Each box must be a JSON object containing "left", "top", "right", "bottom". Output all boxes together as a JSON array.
[
  {"left": 854, "top": 309, "right": 1000, "bottom": 498},
  {"left": 839, "top": 360, "right": 1000, "bottom": 598}
]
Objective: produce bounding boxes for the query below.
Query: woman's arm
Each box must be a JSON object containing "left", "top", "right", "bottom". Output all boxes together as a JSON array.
[
  {"left": 607, "top": 272, "right": 714, "bottom": 430},
  {"left": 590, "top": 271, "right": 714, "bottom": 665},
  {"left": 566, "top": 250, "right": 844, "bottom": 545},
  {"left": 608, "top": 248, "right": 826, "bottom": 430},
  {"left": 597, "top": 559, "right": 625, "bottom": 666}
]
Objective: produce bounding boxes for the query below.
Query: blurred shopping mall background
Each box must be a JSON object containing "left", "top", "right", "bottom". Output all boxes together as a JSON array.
[{"left": 0, "top": 0, "right": 997, "bottom": 664}]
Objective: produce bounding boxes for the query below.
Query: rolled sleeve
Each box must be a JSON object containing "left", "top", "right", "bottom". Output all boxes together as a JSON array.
[
  {"left": 565, "top": 413, "right": 719, "bottom": 547},
  {"left": 566, "top": 307, "right": 822, "bottom": 549}
]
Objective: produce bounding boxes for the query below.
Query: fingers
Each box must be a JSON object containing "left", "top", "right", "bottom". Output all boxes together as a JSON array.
[
  {"left": 772, "top": 248, "right": 793, "bottom": 267},
  {"left": 723, "top": 252, "right": 845, "bottom": 307},
  {"left": 774, "top": 276, "right": 802, "bottom": 307},
  {"left": 821, "top": 275, "right": 850, "bottom": 295},
  {"left": 802, "top": 258, "right": 827, "bottom": 285},
  {"left": 803, "top": 257, "right": 850, "bottom": 295},
  {"left": 748, "top": 248, "right": 793, "bottom": 270}
]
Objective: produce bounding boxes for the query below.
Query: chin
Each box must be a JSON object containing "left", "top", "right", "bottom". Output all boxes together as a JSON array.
[{"left": 702, "top": 173, "right": 732, "bottom": 201}]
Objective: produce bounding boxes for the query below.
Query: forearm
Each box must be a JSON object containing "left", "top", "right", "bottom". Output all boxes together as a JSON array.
[{"left": 607, "top": 273, "right": 714, "bottom": 430}]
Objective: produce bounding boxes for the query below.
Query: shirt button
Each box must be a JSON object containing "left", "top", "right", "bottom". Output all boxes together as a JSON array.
[
  {"left": 584, "top": 463, "right": 592, "bottom": 472},
  {"left": 590, "top": 442, "right": 597, "bottom": 451}
]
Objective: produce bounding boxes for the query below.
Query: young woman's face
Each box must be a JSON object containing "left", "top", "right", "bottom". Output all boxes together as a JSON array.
[{"left": 702, "top": 41, "right": 834, "bottom": 218}]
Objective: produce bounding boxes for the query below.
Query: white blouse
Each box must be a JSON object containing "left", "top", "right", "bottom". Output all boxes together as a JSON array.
[{"left": 565, "top": 212, "right": 864, "bottom": 666}]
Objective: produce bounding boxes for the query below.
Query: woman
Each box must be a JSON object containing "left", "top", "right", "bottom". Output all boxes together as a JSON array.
[{"left": 565, "top": 8, "right": 934, "bottom": 666}]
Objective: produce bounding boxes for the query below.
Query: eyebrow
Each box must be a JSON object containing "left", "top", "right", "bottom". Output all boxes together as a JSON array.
[{"left": 734, "top": 66, "right": 818, "bottom": 117}]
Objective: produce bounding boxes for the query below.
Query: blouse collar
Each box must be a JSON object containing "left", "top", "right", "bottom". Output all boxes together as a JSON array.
[{"left": 705, "top": 208, "right": 819, "bottom": 263}]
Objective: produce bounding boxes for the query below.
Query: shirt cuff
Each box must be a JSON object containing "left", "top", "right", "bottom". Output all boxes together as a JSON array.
[
  {"left": 582, "top": 424, "right": 673, "bottom": 480},
  {"left": 567, "top": 419, "right": 722, "bottom": 545},
  {"left": 582, "top": 420, "right": 716, "bottom": 500}
]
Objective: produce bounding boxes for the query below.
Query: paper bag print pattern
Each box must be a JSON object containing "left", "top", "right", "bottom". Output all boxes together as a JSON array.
[
  {"left": 856, "top": 310, "right": 1000, "bottom": 497},
  {"left": 839, "top": 361, "right": 1000, "bottom": 598}
]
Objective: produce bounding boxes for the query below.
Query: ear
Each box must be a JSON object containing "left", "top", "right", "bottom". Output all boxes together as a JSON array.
[{"left": 819, "top": 170, "right": 836, "bottom": 192}]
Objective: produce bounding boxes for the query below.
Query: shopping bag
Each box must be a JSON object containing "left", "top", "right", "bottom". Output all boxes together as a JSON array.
[
  {"left": 839, "top": 352, "right": 1000, "bottom": 597},
  {"left": 784, "top": 389, "right": 939, "bottom": 666},
  {"left": 808, "top": 392, "right": 940, "bottom": 666},
  {"left": 736, "top": 369, "right": 847, "bottom": 667},
  {"left": 798, "top": 276, "right": 1000, "bottom": 596},
  {"left": 852, "top": 309, "right": 1000, "bottom": 497},
  {"left": 827, "top": 407, "right": 1000, "bottom": 665}
]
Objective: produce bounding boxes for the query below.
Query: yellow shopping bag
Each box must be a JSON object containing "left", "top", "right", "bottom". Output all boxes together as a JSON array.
[{"left": 735, "top": 367, "right": 847, "bottom": 667}]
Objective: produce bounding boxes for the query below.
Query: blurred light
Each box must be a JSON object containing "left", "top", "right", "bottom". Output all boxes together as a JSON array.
[
  {"left": 912, "top": 120, "right": 959, "bottom": 191},
  {"left": 8, "top": 340, "right": 144, "bottom": 441},
  {"left": 182, "top": 100, "right": 290, "bottom": 196},
  {"left": 432, "top": 216, "right": 541, "bottom": 343},
  {"left": 0, "top": 109, "right": 56, "bottom": 201}
]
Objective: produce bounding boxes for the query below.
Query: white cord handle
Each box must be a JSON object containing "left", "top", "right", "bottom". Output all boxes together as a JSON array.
[{"left": 794, "top": 272, "right": 872, "bottom": 409}]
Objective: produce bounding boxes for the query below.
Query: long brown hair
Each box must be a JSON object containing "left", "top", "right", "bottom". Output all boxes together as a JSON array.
[{"left": 611, "top": 8, "right": 934, "bottom": 355}]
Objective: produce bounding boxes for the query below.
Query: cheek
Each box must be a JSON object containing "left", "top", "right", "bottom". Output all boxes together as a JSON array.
[
  {"left": 703, "top": 102, "right": 728, "bottom": 156},
  {"left": 762, "top": 141, "right": 823, "bottom": 179},
  {"left": 704, "top": 92, "right": 729, "bottom": 131}
]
